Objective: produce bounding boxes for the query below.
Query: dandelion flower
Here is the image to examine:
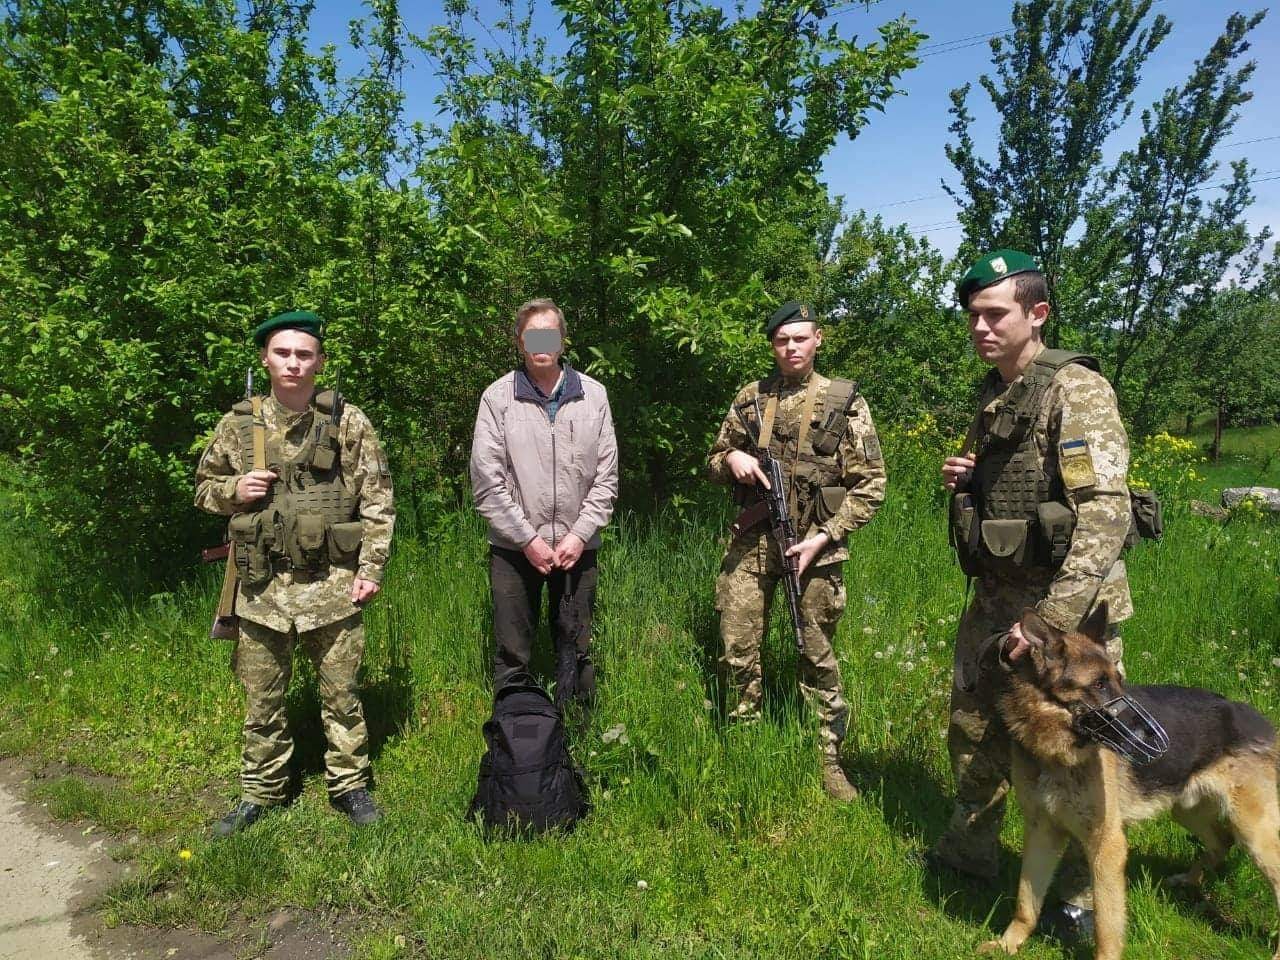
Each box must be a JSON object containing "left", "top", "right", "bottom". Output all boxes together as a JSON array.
[{"left": 179, "top": 849, "right": 192, "bottom": 861}]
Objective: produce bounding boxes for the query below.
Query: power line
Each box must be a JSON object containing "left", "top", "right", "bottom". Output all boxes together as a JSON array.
[
  {"left": 902, "top": 171, "right": 1279, "bottom": 235},
  {"left": 869, "top": 193, "right": 947, "bottom": 210},
  {"left": 1221, "top": 135, "right": 1280, "bottom": 149}
]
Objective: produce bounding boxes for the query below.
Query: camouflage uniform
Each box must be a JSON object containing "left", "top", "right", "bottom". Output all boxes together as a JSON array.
[
  {"left": 708, "top": 371, "right": 886, "bottom": 762},
  {"left": 195, "top": 393, "right": 394, "bottom": 804},
  {"left": 935, "top": 348, "right": 1132, "bottom": 906}
]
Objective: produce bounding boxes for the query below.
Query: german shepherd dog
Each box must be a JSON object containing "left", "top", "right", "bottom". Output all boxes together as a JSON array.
[{"left": 972, "top": 603, "right": 1280, "bottom": 960}]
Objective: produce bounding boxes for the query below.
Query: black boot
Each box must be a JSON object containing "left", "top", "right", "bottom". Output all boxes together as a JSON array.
[
  {"left": 331, "top": 787, "right": 382, "bottom": 826},
  {"left": 1036, "top": 902, "right": 1095, "bottom": 945},
  {"left": 212, "top": 800, "right": 269, "bottom": 838}
]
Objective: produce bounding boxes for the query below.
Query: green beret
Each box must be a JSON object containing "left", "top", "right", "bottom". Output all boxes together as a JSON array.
[
  {"left": 253, "top": 310, "right": 325, "bottom": 347},
  {"left": 957, "top": 249, "right": 1040, "bottom": 308},
  {"left": 765, "top": 300, "right": 816, "bottom": 338}
]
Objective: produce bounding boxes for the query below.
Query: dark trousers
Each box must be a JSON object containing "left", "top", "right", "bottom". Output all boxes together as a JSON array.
[{"left": 489, "top": 546, "right": 598, "bottom": 706}]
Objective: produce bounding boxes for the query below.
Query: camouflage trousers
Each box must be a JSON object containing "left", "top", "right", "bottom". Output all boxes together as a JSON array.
[
  {"left": 234, "top": 613, "right": 370, "bottom": 805},
  {"left": 715, "top": 562, "right": 849, "bottom": 761},
  {"left": 933, "top": 586, "right": 1125, "bottom": 909}
]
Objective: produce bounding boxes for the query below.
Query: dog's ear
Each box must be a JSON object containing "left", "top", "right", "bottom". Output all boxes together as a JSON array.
[
  {"left": 1077, "top": 602, "right": 1109, "bottom": 647},
  {"left": 1019, "top": 608, "right": 1064, "bottom": 672}
]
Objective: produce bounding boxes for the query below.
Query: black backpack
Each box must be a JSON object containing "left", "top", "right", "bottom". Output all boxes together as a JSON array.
[{"left": 468, "top": 676, "right": 588, "bottom": 836}]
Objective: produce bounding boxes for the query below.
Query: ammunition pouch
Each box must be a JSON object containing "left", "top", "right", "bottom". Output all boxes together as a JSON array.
[
  {"left": 814, "top": 485, "right": 846, "bottom": 524},
  {"left": 229, "top": 511, "right": 273, "bottom": 588},
  {"left": 1036, "top": 500, "right": 1076, "bottom": 566},
  {"left": 1125, "top": 488, "right": 1163, "bottom": 547},
  {"left": 809, "top": 424, "right": 843, "bottom": 457},
  {"left": 949, "top": 492, "right": 983, "bottom": 577},
  {"left": 327, "top": 520, "right": 364, "bottom": 565},
  {"left": 980, "top": 519, "right": 1031, "bottom": 566},
  {"left": 289, "top": 512, "right": 328, "bottom": 571}
]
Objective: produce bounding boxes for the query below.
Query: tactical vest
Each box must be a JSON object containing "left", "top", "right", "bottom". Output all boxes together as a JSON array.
[
  {"left": 744, "top": 376, "right": 860, "bottom": 532},
  {"left": 951, "top": 350, "right": 1098, "bottom": 574},
  {"left": 226, "top": 390, "right": 363, "bottom": 590}
]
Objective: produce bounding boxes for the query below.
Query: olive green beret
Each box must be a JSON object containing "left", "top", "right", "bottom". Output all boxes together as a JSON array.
[
  {"left": 765, "top": 300, "right": 816, "bottom": 338},
  {"left": 957, "top": 249, "right": 1040, "bottom": 308},
  {"left": 253, "top": 310, "right": 325, "bottom": 347}
]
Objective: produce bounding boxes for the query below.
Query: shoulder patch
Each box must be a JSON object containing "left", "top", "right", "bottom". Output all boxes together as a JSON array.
[
  {"left": 1058, "top": 437, "right": 1097, "bottom": 490},
  {"left": 863, "top": 434, "right": 883, "bottom": 463}
]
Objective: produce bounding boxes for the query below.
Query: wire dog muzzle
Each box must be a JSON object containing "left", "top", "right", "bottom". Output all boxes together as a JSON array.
[{"left": 1075, "top": 695, "right": 1170, "bottom": 764}]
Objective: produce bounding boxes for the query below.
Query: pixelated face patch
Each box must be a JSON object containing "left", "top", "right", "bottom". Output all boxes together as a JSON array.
[{"left": 1058, "top": 437, "right": 1097, "bottom": 490}]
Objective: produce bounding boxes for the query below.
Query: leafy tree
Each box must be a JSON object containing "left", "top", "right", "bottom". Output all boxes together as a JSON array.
[
  {"left": 943, "top": 0, "right": 1170, "bottom": 308},
  {"left": 0, "top": 0, "right": 924, "bottom": 572},
  {"left": 817, "top": 211, "right": 981, "bottom": 433},
  {"left": 942, "top": 0, "right": 1270, "bottom": 434}
]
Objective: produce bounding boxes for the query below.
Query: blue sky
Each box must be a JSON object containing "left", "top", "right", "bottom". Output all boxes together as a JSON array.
[{"left": 307, "top": 1, "right": 1278, "bottom": 260}]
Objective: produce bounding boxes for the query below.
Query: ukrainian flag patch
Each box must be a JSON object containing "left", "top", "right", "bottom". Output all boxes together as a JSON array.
[{"left": 1058, "top": 437, "right": 1097, "bottom": 490}]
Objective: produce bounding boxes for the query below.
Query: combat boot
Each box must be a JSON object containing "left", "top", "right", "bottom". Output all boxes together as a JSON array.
[
  {"left": 822, "top": 758, "right": 859, "bottom": 802},
  {"left": 1036, "top": 902, "right": 1095, "bottom": 945},
  {"left": 212, "top": 800, "right": 269, "bottom": 838},
  {"left": 331, "top": 787, "right": 382, "bottom": 826}
]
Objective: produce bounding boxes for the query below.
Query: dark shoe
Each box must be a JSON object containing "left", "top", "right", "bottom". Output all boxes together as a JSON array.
[
  {"left": 331, "top": 787, "right": 381, "bottom": 826},
  {"left": 1036, "top": 902, "right": 1095, "bottom": 945},
  {"left": 822, "top": 759, "right": 860, "bottom": 802},
  {"left": 212, "top": 800, "right": 268, "bottom": 838}
]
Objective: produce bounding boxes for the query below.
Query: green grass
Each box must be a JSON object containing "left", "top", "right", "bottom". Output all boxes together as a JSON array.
[
  {"left": 1176, "top": 420, "right": 1280, "bottom": 497},
  {"left": 1, "top": 430, "right": 1278, "bottom": 959}
]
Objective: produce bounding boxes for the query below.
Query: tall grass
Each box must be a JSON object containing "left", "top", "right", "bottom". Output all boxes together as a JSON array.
[{"left": 0, "top": 435, "right": 1277, "bottom": 959}]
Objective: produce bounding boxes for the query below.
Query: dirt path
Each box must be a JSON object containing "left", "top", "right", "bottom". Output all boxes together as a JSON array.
[{"left": 0, "top": 762, "right": 345, "bottom": 960}]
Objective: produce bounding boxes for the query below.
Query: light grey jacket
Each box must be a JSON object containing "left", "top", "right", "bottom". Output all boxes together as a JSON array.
[{"left": 469, "top": 365, "right": 619, "bottom": 551}]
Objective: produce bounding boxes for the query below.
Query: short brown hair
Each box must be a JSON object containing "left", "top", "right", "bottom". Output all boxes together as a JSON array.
[
  {"left": 514, "top": 298, "right": 566, "bottom": 338},
  {"left": 1012, "top": 272, "right": 1049, "bottom": 312}
]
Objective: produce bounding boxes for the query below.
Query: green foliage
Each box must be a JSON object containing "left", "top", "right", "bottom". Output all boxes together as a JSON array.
[
  {"left": 0, "top": 0, "right": 924, "bottom": 570},
  {"left": 818, "top": 212, "right": 982, "bottom": 435}
]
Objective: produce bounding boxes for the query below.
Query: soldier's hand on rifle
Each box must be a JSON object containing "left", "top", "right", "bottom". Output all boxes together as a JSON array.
[
  {"left": 785, "top": 531, "right": 831, "bottom": 578},
  {"left": 942, "top": 455, "right": 976, "bottom": 491},
  {"left": 523, "top": 535, "right": 556, "bottom": 576},
  {"left": 351, "top": 578, "right": 380, "bottom": 605},
  {"left": 235, "top": 469, "right": 278, "bottom": 503},
  {"left": 726, "top": 450, "right": 771, "bottom": 489},
  {"left": 552, "top": 532, "right": 585, "bottom": 571}
]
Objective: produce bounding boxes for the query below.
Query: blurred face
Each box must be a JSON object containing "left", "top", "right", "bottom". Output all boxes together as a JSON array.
[
  {"left": 261, "top": 328, "right": 323, "bottom": 391},
  {"left": 967, "top": 278, "right": 1047, "bottom": 369},
  {"left": 771, "top": 321, "right": 822, "bottom": 378},
  {"left": 518, "top": 309, "right": 564, "bottom": 377}
]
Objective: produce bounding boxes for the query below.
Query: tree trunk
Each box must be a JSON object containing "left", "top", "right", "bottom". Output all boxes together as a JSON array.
[{"left": 1212, "top": 401, "right": 1223, "bottom": 462}]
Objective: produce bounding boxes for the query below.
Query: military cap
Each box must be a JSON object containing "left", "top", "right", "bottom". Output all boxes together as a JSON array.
[
  {"left": 253, "top": 310, "right": 325, "bottom": 347},
  {"left": 957, "top": 249, "right": 1041, "bottom": 308},
  {"left": 765, "top": 300, "right": 816, "bottom": 338}
]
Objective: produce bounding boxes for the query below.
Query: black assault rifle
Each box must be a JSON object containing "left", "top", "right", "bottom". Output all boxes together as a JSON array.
[{"left": 730, "top": 398, "right": 807, "bottom": 653}]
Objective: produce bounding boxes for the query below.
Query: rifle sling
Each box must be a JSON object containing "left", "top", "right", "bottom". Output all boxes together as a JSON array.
[{"left": 250, "top": 396, "right": 267, "bottom": 470}]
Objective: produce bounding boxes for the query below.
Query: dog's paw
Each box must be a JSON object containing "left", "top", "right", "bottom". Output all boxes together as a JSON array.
[{"left": 977, "top": 940, "right": 1012, "bottom": 955}]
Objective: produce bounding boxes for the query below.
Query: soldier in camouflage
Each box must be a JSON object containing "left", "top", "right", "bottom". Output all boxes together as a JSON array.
[
  {"left": 708, "top": 301, "right": 886, "bottom": 801},
  {"left": 927, "top": 250, "right": 1134, "bottom": 940},
  {"left": 195, "top": 310, "right": 395, "bottom": 835}
]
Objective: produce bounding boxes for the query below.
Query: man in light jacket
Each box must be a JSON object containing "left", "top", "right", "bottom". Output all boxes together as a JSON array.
[{"left": 470, "top": 298, "right": 619, "bottom": 707}]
